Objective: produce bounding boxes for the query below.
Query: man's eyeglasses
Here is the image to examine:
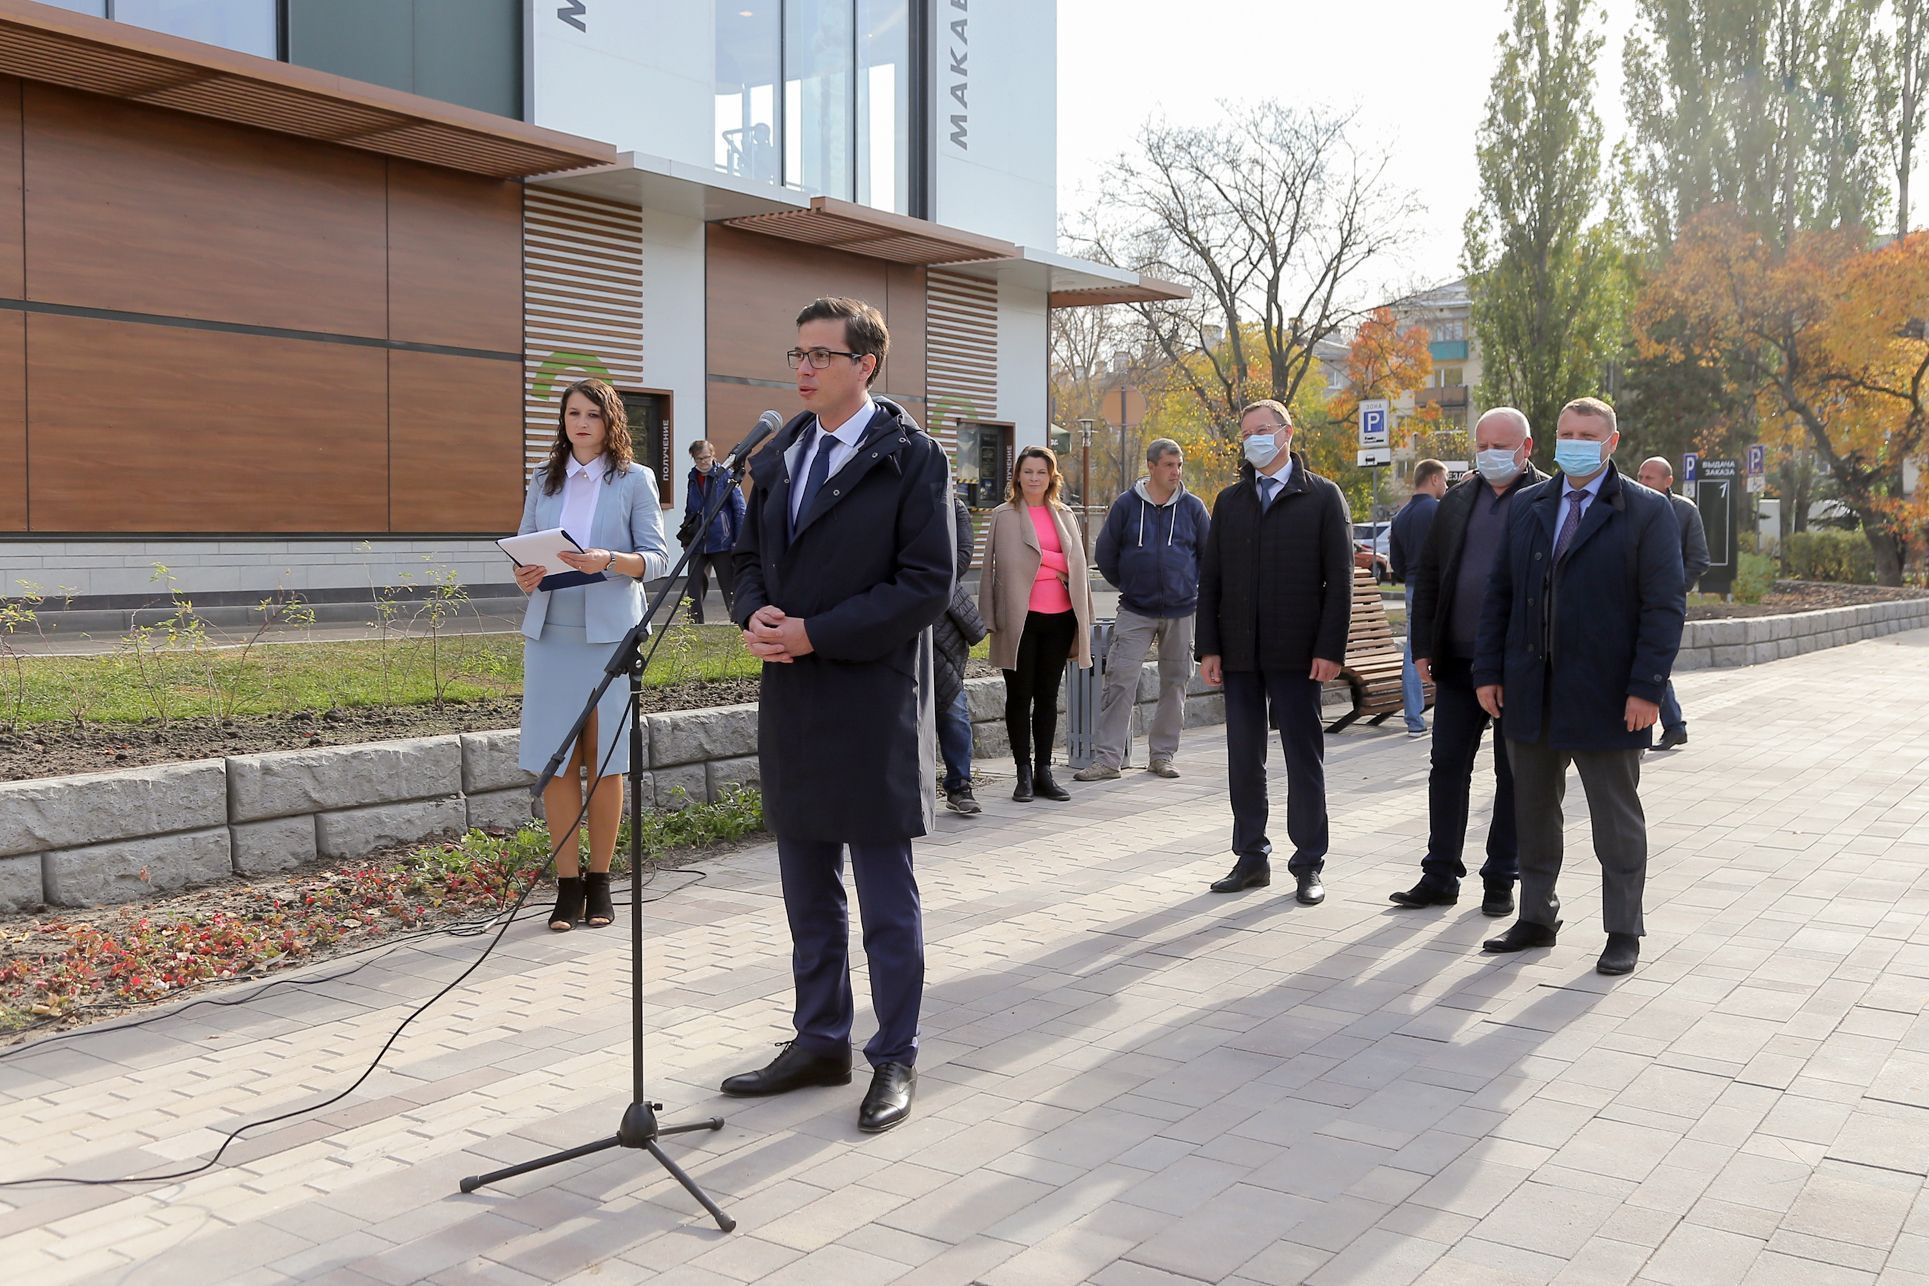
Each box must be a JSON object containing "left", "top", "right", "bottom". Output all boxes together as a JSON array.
[{"left": 785, "top": 347, "right": 864, "bottom": 370}]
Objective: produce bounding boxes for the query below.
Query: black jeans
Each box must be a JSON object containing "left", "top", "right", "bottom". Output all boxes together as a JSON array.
[
  {"left": 1422, "top": 657, "right": 1519, "bottom": 887},
  {"left": 684, "top": 549, "right": 737, "bottom": 624},
  {"left": 1223, "top": 668, "right": 1328, "bottom": 876},
  {"left": 1002, "top": 609, "right": 1077, "bottom": 765}
]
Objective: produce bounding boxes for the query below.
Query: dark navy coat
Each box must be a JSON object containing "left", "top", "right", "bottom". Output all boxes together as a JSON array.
[
  {"left": 1473, "top": 463, "right": 1686, "bottom": 752},
  {"left": 684, "top": 464, "right": 746, "bottom": 554},
  {"left": 732, "top": 398, "right": 954, "bottom": 843}
]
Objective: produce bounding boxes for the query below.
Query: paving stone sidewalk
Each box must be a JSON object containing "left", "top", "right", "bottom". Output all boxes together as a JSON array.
[{"left": 3, "top": 631, "right": 1928, "bottom": 1285}]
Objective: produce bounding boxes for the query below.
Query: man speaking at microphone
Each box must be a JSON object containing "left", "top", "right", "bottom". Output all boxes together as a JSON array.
[{"left": 722, "top": 296, "right": 953, "bottom": 1133}]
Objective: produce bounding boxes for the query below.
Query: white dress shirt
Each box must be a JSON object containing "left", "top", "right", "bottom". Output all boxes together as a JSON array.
[
  {"left": 1256, "top": 457, "right": 1295, "bottom": 507},
  {"left": 788, "top": 396, "right": 876, "bottom": 527},
  {"left": 558, "top": 453, "right": 608, "bottom": 549}
]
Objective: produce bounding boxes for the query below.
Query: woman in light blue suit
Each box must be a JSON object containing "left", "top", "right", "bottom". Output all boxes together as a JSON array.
[{"left": 513, "top": 378, "right": 670, "bottom": 931}]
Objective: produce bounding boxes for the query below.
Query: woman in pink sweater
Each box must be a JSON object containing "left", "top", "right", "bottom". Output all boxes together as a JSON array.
[{"left": 979, "top": 447, "right": 1094, "bottom": 801}]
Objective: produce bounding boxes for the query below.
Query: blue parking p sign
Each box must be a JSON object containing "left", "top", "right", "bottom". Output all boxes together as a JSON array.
[{"left": 1682, "top": 452, "right": 1699, "bottom": 482}]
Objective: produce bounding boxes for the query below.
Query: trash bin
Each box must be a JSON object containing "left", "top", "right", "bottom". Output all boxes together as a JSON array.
[{"left": 1065, "top": 617, "right": 1115, "bottom": 769}]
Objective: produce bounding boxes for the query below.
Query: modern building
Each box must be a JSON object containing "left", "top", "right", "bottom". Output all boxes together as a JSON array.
[{"left": 0, "top": 0, "right": 1180, "bottom": 609}]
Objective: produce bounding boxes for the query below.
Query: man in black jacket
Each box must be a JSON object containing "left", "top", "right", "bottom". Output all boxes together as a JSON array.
[
  {"left": 723, "top": 297, "right": 953, "bottom": 1133},
  {"left": 1389, "top": 459, "right": 1447, "bottom": 736},
  {"left": 1474, "top": 398, "right": 1685, "bottom": 976},
  {"left": 934, "top": 494, "right": 986, "bottom": 814},
  {"left": 1394, "top": 409, "right": 1546, "bottom": 917},
  {"left": 1197, "top": 399, "right": 1353, "bottom": 903},
  {"left": 1637, "top": 457, "right": 1711, "bottom": 750}
]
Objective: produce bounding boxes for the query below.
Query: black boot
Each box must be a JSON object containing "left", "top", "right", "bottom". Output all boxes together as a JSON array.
[
  {"left": 549, "top": 876, "right": 584, "bottom": 932},
  {"left": 1012, "top": 761, "right": 1035, "bottom": 802},
  {"left": 1033, "top": 759, "right": 1070, "bottom": 801}
]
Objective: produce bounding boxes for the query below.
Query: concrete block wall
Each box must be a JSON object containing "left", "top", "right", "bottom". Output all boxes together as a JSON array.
[{"left": 1672, "top": 598, "right": 1929, "bottom": 670}]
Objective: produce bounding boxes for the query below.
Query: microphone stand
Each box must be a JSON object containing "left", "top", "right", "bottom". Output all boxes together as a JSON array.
[{"left": 459, "top": 453, "right": 758, "bottom": 1233}]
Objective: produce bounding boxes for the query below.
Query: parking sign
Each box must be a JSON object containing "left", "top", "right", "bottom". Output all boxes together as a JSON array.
[
  {"left": 1682, "top": 452, "right": 1698, "bottom": 482},
  {"left": 1358, "top": 399, "right": 1390, "bottom": 450}
]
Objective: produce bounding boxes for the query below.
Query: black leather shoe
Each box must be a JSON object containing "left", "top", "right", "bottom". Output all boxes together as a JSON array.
[
  {"left": 1033, "top": 764, "right": 1071, "bottom": 802},
  {"left": 1656, "top": 727, "right": 1687, "bottom": 750},
  {"left": 858, "top": 1062, "right": 916, "bottom": 1133},
  {"left": 720, "top": 1041, "right": 853, "bottom": 1097},
  {"left": 1482, "top": 919, "right": 1560, "bottom": 953},
  {"left": 1011, "top": 762, "right": 1034, "bottom": 802},
  {"left": 1210, "top": 862, "right": 1270, "bottom": 893},
  {"left": 1597, "top": 933, "right": 1640, "bottom": 975},
  {"left": 1295, "top": 872, "right": 1325, "bottom": 905},
  {"left": 1481, "top": 884, "right": 1516, "bottom": 917},
  {"left": 1389, "top": 878, "right": 1458, "bottom": 908}
]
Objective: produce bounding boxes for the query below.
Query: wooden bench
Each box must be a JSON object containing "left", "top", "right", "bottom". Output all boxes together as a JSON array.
[{"left": 1324, "top": 567, "right": 1433, "bottom": 733}]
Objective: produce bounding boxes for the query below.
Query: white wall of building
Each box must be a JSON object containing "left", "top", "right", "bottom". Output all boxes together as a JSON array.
[
  {"left": 997, "top": 275, "right": 1049, "bottom": 445},
  {"left": 639, "top": 207, "right": 711, "bottom": 511},
  {"left": 931, "top": 0, "right": 1056, "bottom": 247},
  {"left": 527, "top": 1, "right": 714, "bottom": 168}
]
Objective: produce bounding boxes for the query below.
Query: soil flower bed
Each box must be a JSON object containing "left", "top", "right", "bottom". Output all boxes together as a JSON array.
[{"left": 0, "top": 790, "right": 765, "bottom": 1041}]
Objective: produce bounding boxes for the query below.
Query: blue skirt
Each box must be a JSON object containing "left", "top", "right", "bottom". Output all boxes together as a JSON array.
[{"left": 518, "top": 588, "right": 633, "bottom": 777}]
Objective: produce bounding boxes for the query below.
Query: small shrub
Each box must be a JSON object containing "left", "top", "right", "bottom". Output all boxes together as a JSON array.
[
  {"left": 1785, "top": 530, "right": 1875, "bottom": 584},
  {"left": 1733, "top": 551, "right": 1776, "bottom": 605}
]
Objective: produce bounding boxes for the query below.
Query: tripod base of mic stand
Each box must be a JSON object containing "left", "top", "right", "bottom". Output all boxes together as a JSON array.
[{"left": 459, "top": 1101, "right": 735, "bottom": 1232}]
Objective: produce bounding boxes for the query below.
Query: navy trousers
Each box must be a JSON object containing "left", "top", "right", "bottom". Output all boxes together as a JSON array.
[
  {"left": 1421, "top": 658, "right": 1519, "bottom": 887},
  {"left": 1223, "top": 669, "right": 1328, "bottom": 876},
  {"left": 777, "top": 837, "right": 924, "bottom": 1067}
]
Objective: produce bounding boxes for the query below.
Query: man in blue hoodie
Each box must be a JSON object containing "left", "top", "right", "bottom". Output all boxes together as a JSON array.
[{"left": 1076, "top": 439, "right": 1211, "bottom": 781}]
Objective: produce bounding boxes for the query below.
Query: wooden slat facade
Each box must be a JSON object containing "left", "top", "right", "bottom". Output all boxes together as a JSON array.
[
  {"left": 521, "top": 188, "right": 645, "bottom": 476},
  {"left": 925, "top": 269, "right": 1000, "bottom": 461}
]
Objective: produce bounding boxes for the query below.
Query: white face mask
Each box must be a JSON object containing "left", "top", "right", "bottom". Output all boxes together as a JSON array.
[
  {"left": 1243, "top": 431, "right": 1281, "bottom": 469},
  {"left": 1476, "top": 447, "right": 1523, "bottom": 485}
]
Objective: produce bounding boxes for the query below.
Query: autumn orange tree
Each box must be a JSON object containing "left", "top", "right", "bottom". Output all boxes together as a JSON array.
[
  {"left": 1326, "top": 307, "right": 1435, "bottom": 429},
  {"left": 1640, "top": 208, "right": 1928, "bottom": 583}
]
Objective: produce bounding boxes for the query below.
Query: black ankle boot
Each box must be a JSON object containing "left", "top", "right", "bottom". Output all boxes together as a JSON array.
[
  {"left": 583, "top": 871, "right": 614, "bottom": 928},
  {"left": 1033, "top": 760, "right": 1070, "bottom": 801},
  {"left": 1012, "top": 761, "right": 1035, "bottom": 801},
  {"left": 549, "top": 876, "right": 584, "bottom": 931}
]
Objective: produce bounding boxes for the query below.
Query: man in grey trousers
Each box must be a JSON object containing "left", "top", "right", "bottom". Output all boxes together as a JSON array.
[
  {"left": 1636, "top": 457, "right": 1710, "bottom": 751},
  {"left": 1474, "top": 398, "right": 1685, "bottom": 976},
  {"left": 1075, "top": 439, "right": 1211, "bottom": 781}
]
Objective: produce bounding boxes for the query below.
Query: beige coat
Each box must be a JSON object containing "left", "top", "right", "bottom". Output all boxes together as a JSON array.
[{"left": 979, "top": 500, "right": 1094, "bottom": 671}]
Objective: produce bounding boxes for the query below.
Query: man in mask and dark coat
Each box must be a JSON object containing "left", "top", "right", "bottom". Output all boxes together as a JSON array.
[
  {"left": 723, "top": 297, "right": 953, "bottom": 1134},
  {"left": 933, "top": 493, "right": 987, "bottom": 814},
  {"left": 1196, "top": 399, "right": 1352, "bottom": 905}
]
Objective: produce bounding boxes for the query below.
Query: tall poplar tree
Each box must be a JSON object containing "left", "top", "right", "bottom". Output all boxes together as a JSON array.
[{"left": 1463, "top": 0, "right": 1629, "bottom": 449}]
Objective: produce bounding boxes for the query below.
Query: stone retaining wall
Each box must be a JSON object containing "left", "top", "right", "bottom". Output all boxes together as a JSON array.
[
  {"left": 4, "top": 600, "right": 1921, "bottom": 913},
  {"left": 1673, "top": 597, "right": 1929, "bottom": 670}
]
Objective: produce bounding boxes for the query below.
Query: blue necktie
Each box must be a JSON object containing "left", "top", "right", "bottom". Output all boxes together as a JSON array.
[
  {"left": 791, "top": 425, "right": 835, "bottom": 537},
  {"left": 1554, "top": 489, "right": 1586, "bottom": 560},
  {"left": 1258, "top": 476, "right": 1279, "bottom": 511}
]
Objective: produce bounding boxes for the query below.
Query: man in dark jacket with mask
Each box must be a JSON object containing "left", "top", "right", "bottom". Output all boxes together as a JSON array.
[
  {"left": 1394, "top": 408, "right": 1547, "bottom": 918},
  {"left": 1076, "top": 438, "right": 1210, "bottom": 782},
  {"left": 1474, "top": 397, "right": 1684, "bottom": 977},
  {"left": 1197, "top": 400, "right": 1352, "bottom": 904},
  {"left": 934, "top": 494, "right": 986, "bottom": 815}
]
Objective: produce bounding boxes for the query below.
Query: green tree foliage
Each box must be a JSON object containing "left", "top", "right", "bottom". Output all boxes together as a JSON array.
[{"left": 1464, "top": 0, "right": 1631, "bottom": 455}]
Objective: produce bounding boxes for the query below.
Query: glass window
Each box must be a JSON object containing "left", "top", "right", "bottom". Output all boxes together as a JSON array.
[
  {"left": 115, "top": 0, "right": 278, "bottom": 58},
  {"left": 784, "top": 0, "right": 854, "bottom": 200},
  {"left": 856, "top": 0, "right": 910, "bottom": 213},
  {"left": 715, "top": 3, "right": 781, "bottom": 183}
]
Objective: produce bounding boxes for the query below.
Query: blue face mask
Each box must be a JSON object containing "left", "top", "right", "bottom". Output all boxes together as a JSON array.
[
  {"left": 1243, "top": 432, "right": 1280, "bottom": 469},
  {"left": 1475, "top": 447, "right": 1523, "bottom": 485},
  {"left": 1554, "top": 439, "right": 1606, "bottom": 476}
]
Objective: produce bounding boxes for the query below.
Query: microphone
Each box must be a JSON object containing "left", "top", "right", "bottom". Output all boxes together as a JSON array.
[{"left": 721, "top": 411, "right": 784, "bottom": 472}]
